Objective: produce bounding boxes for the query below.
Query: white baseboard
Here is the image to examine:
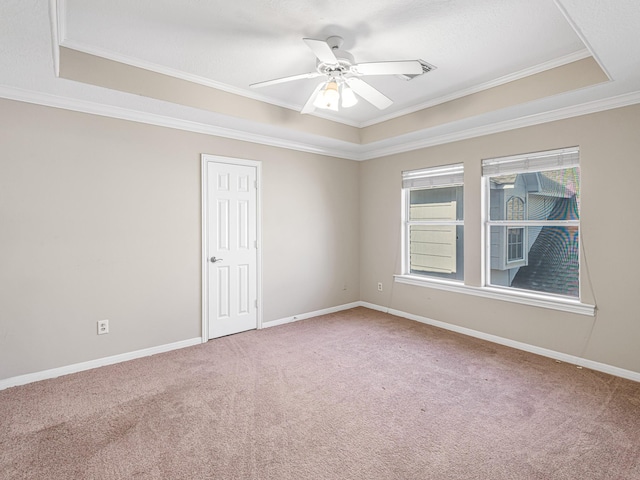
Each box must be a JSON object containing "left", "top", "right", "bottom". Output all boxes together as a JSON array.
[
  {"left": 360, "top": 301, "right": 640, "bottom": 383},
  {"left": 4, "top": 300, "right": 638, "bottom": 390},
  {"left": 2, "top": 301, "right": 360, "bottom": 390},
  {"left": 262, "top": 302, "right": 362, "bottom": 328},
  {"left": 0, "top": 337, "right": 202, "bottom": 391}
]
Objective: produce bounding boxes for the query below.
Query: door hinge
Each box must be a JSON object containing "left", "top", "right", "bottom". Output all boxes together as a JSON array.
[
  {"left": 254, "top": 240, "right": 258, "bottom": 248},
  {"left": 254, "top": 180, "right": 258, "bottom": 189},
  {"left": 254, "top": 299, "right": 258, "bottom": 308}
]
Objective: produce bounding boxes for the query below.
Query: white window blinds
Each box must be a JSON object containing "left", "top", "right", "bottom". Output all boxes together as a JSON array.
[
  {"left": 402, "top": 163, "right": 464, "bottom": 189},
  {"left": 482, "top": 147, "right": 579, "bottom": 176}
]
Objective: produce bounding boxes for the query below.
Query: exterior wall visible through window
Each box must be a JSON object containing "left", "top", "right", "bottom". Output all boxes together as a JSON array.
[{"left": 402, "top": 164, "right": 464, "bottom": 282}]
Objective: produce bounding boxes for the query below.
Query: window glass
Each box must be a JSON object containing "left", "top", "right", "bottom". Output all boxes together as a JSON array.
[
  {"left": 507, "top": 227, "right": 524, "bottom": 261},
  {"left": 407, "top": 185, "right": 463, "bottom": 281},
  {"left": 485, "top": 163, "right": 580, "bottom": 298},
  {"left": 489, "top": 168, "right": 580, "bottom": 221}
]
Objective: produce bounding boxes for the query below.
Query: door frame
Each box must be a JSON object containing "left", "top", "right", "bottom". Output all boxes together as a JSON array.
[{"left": 201, "top": 154, "right": 262, "bottom": 342}]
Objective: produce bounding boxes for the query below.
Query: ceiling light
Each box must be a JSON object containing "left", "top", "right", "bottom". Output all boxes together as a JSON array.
[
  {"left": 313, "top": 80, "right": 340, "bottom": 111},
  {"left": 341, "top": 83, "right": 358, "bottom": 108}
]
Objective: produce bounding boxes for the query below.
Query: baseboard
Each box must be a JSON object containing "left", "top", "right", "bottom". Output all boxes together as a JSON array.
[
  {"left": 0, "top": 337, "right": 202, "bottom": 391},
  {"left": 262, "top": 301, "right": 362, "bottom": 328},
  {"left": 5, "top": 301, "right": 637, "bottom": 390},
  {"left": 2, "top": 301, "right": 357, "bottom": 390},
  {"left": 359, "top": 302, "right": 640, "bottom": 383}
]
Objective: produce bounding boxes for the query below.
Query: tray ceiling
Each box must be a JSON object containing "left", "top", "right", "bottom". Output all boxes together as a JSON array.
[
  {"left": 61, "top": 0, "right": 588, "bottom": 126},
  {"left": 0, "top": 1, "right": 639, "bottom": 159}
]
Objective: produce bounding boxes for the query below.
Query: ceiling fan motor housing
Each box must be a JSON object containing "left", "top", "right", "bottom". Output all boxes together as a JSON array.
[{"left": 316, "top": 35, "right": 355, "bottom": 76}]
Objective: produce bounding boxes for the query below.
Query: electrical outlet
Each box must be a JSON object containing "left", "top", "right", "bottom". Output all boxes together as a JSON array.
[
  {"left": 377, "top": 282, "right": 383, "bottom": 292},
  {"left": 97, "top": 320, "right": 109, "bottom": 335}
]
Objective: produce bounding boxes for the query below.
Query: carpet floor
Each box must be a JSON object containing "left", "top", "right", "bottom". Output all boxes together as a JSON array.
[{"left": 1, "top": 307, "right": 639, "bottom": 479}]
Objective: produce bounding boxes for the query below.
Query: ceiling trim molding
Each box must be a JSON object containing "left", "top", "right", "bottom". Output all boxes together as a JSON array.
[
  {"left": 1, "top": 85, "right": 639, "bottom": 163},
  {"left": 58, "top": 39, "right": 363, "bottom": 129},
  {"left": 59, "top": 39, "right": 300, "bottom": 111},
  {"left": 55, "top": 0, "right": 319, "bottom": 117},
  {"left": 57, "top": 37, "right": 591, "bottom": 132},
  {"left": 54, "top": 0, "right": 594, "bottom": 132},
  {"left": 48, "top": 0, "right": 61, "bottom": 76},
  {"left": 0, "top": 85, "right": 359, "bottom": 161},
  {"left": 357, "top": 90, "right": 640, "bottom": 160},
  {"left": 55, "top": 0, "right": 359, "bottom": 129},
  {"left": 358, "top": 49, "right": 593, "bottom": 128},
  {"left": 552, "top": 0, "right": 612, "bottom": 81}
]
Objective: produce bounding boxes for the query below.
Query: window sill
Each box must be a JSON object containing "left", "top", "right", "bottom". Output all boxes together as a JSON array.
[{"left": 394, "top": 275, "right": 595, "bottom": 316}]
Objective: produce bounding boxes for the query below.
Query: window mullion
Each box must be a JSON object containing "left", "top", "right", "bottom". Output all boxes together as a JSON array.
[
  {"left": 409, "top": 220, "right": 464, "bottom": 226},
  {"left": 488, "top": 220, "right": 579, "bottom": 227}
]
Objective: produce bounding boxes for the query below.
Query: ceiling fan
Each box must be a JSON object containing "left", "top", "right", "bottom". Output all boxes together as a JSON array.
[{"left": 249, "top": 36, "right": 428, "bottom": 114}]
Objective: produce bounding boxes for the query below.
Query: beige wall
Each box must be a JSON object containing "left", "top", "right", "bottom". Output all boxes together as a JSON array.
[
  {"left": 0, "top": 98, "right": 360, "bottom": 380},
  {"left": 2, "top": 96, "right": 639, "bottom": 382},
  {"left": 360, "top": 104, "right": 640, "bottom": 374}
]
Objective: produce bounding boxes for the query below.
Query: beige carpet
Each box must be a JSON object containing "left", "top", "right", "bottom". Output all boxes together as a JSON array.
[{"left": 1, "top": 307, "right": 639, "bottom": 479}]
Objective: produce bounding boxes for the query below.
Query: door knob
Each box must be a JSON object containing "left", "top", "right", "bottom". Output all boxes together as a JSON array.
[{"left": 210, "top": 257, "right": 224, "bottom": 263}]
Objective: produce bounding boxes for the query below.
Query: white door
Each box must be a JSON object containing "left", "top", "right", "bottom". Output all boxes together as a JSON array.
[{"left": 206, "top": 161, "right": 258, "bottom": 338}]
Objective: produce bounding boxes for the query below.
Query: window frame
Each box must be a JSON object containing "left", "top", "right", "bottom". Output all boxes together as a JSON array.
[
  {"left": 394, "top": 148, "right": 594, "bottom": 317},
  {"left": 482, "top": 147, "right": 581, "bottom": 299},
  {"left": 401, "top": 164, "right": 464, "bottom": 282}
]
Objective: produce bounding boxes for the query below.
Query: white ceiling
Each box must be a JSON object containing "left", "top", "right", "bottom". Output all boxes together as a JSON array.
[{"left": 1, "top": 0, "right": 639, "bottom": 159}]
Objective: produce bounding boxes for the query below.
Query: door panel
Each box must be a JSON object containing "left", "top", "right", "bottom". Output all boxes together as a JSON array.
[{"left": 207, "top": 162, "right": 257, "bottom": 338}]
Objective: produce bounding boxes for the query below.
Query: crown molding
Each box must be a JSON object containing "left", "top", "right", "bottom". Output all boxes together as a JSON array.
[
  {"left": 55, "top": 0, "right": 359, "bottom": 128},
  {"left": 59, "top": 39, "right": 363, "bottom": 129},
  {"left": 59, "top": 40, "right": 300, "bottom": 111},
  {"left": 48, "top": 0, "right": 61, "bottom": 76},
  {"left": 1, "top": 84, "right": 639, "bottom": 162},
  {"left": 357, "top": 90, "right": 640, "bottom": 160},
  {"left": 0, "top": 85, "right": 359, "bottom": 160},
  {"left": 56, "top": 0, "right": 591, "bottom": 131},
  {"left": 358, "top": 49, "right": 593, "bottom": 128},
  {"left": 552, "top": 0, "right": 612, "bottom": 81},
  {"left": 57, "top": 37, "right": 593, "bottom": 133}
]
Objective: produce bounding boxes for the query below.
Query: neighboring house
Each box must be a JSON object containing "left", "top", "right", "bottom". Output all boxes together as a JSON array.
[
  {"left": 489, "top": 170, "right": 580, "bottom": 296},
  {"left": 409, "top": 185, "right": 464, "bottom": 281}
]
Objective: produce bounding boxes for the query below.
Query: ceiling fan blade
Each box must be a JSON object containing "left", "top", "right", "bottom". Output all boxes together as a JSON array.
[
  {"left": 345, "top": 77, "right": 393, "bottom": 110},
  {"left": 303, "top": 38, "right": 338, "bottom": 65},
  {"left": 353, "top": 61, "right": 423, "bottom": 76},
  {"left": 300, "top": 82, "right": 325, "bottom": 114},
  {"left": 250, "top": 72, "right": 321, "bottom": 89}
]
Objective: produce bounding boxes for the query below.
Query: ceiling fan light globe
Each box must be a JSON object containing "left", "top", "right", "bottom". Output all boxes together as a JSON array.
[
  {"left": 313, "top": 84, "right": 327, "bottom": 108},
  {"left": 341, "top": 85, "right": 358, "bottom": 108},
  {"left": 326, "top": 99, "right": 339, "bottom": 111},
  {"left": 314, "top": 81, "right": 340, "bottom": 110},
  {"left": 325, "top": 89, "right": 340, "bottom": 110},
  {"left": 322, "top": 92, "right": 339, "bottom": 110}
]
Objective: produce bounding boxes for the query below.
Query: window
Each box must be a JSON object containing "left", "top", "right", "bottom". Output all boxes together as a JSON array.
[
  {"left": 507, "top": 227, "right": 524, "bottom": 262},
  {"left": 506, "top": 197, "right": 525, "bottom": 220},
  {"left": 402, "top": 164, "right": 464, "bottom": 281},
  {"left": 506, "top": 197, "right": 525, "bottom": 262},
  {"left": 483, "top": 148, "right": 580, "bottom": 298}
]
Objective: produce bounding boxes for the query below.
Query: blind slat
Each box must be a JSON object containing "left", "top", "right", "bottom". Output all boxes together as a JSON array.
[
  {"left": 482, "top": 147, "right": 579, "bottom": 176},
  {"left": 402, "top": 164, "right": 464, "bottom": 188}
]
